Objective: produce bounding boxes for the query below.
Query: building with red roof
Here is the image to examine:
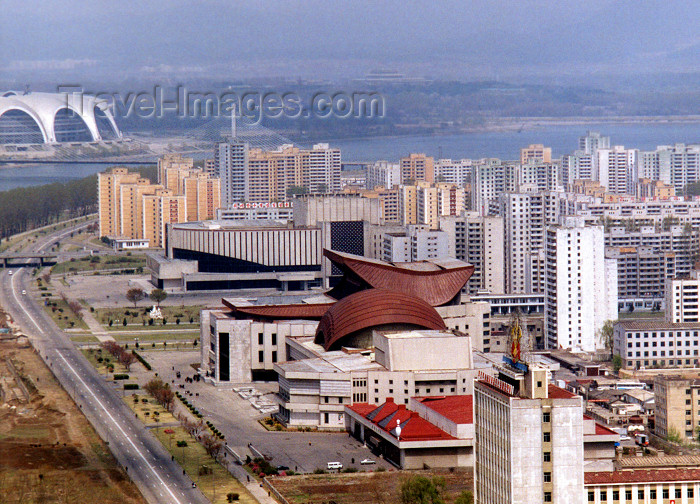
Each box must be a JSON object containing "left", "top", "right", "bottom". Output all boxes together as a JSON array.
[{"left": 345, "top": 396, "right": 474, "bottom": 469}]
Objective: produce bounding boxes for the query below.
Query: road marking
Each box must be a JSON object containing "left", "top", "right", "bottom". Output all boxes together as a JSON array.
[
  {"left": 10, "top": 269, "right": 44, "bottom": 339},
  {"left": 6, "top": 227, "right": 189, "bottom": 504},
  {"left": 56, "top": 349, "right": 184, "bottom": 504}
]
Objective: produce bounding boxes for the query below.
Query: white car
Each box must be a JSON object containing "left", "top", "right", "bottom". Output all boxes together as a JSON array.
[
  {"left": 8, "top": 270, "right": 12, "bottom": 275},
  {"left": 327, "top": 462, "right": 343, "bottom": 470},
  {"left": 360, "top": 458, "right": 376, "bottom": 465},
  {"left": 21, "top": 290, "right": 26, "bottom": 295}
]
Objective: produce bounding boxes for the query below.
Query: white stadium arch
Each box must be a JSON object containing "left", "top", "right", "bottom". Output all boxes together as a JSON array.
[{"left": 0, "top": 91, "right": 122, "bottom": 145}]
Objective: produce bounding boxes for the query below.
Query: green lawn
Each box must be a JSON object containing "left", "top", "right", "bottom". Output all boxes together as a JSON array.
[
  {"left": 81, "top": 348, "right": 129, "bottom": 376},
  {"left": 112, "top": 331, "right": 199, "bottom": 342},
  {"left": 41, "top": 295, "right": 90, "bottom": 331},
  {"left": 51, "top": 254, "right": 147, "bottom": 275},
  {"left": 95, "top": 306, "right": 202, "bottom": 327},
  {"left": 70, "top": 334, "right": 100, "bottom": 343},
  {"left": 123, "top": 395, "right": 178, "bottom": 426},
  {"left": 153, "top": 426, "right": 256, "bottom": 504}
]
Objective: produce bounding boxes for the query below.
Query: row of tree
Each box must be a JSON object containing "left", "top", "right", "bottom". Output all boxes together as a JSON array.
[
  {"left": 0, "top": 165, "right": 157, "bottom": 240},
  {"left": 0, "top": 176, "right": 97, "bottom": 238},
  {"left": 101, "top": 341, "right": 137, "bottom": 371}
]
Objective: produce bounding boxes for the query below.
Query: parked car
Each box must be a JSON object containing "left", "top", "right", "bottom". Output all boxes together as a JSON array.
[
  {"left": 21, "top": 290, "right": 26, "bottom": 295},
  {"left": 327, "top": 462, "right": 343, "bottom": 470},
  {"left": 360, "top": 458, "right": 376, "bottom": 465},
  {"left": 277, "top": 465, "right": 290, "bottom": 471}
]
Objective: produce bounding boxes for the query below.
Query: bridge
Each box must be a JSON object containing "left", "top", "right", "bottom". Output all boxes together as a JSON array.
[{"left": 0, "top": 250, "right": 94, "bottom": 268}]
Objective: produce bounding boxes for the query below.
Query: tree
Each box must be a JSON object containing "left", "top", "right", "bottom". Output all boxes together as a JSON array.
[
  {"left": 149, "top": 288, "right": 167, "bottom": 306},
  {"left": 399, "top": 475, "right": 445, "bottom": 504},
  {"left": 119, "top": 352, "right": 137, "bottom": 372},
  {"left": 126, "top": 288, "right": 145, "bottom": 307},
  {"left": 599, "top": 319, "right": 615, "bottom": 359},
  {"left": 454, "top": 491, "right": 474, "bottom": 504},
  {"left": 612, "top": 354, "right": 622, "bottom": 374}
]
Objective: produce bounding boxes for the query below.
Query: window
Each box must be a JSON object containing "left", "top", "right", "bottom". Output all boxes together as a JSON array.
[
  {"left": 544, "top": 492, "right": 551, "bottom": 502},
  {"left": 588, "top": 492, "right": 595, "bottom": 502},
  {"left": 650, "top": 489, "right": 656, "bottom": 499},
  {"left": 638, "top": 489, "right": 644, "bottom": 499},
  {"left": 258, "top": 350, "right": 264, "bottom": 363},
  {"left": 543, "top": 432, "right": 551, "bottom": 442},
  {"left": 271, "top": 333, "right": 277, "bottom": 345},
  {"left": 600, "top": 491, "right": 607, "bottom": 501},
  {"left": 676, "top": 488, "right": 682, "bottom": 498},
  {"left": 543, "top": 452, "right": 550, "bottom": 462},
  {"left": 662, "top": 489, "right": 669, "bottom": 499},
  {"left": 689, "top": 488, "right": 695, "bottom": 498},
  {"left": 543, "top": 472, "right": 551, "bottom": 482},
  {"left": 625, "top": 490, "right": 632, "bottom": 501},
  {"left": 258, "top": 332, "right": 264, "bottom": 345},
  {"left": 272, "top": 351, "right": 277, "bottom": 363},
  {"left": 338, "top": 398, "right": 343, "bottom": 404},
  {"left": 324, "top": 397, "right": 329, "bottom": 404},
  {"left": 612, "top": 490, "right": 619, "bottom": 501},
  {"left": 543, "top": 412, "right": 551, "bottom": 423}
]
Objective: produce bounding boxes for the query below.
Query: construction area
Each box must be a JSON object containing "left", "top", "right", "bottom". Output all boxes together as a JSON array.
[{"left": 0, "top": 326, "right": 146, "bottom": 504}]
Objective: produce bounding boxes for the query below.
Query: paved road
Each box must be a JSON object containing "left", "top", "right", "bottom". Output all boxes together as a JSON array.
[{"left": 0, "top": 221, "right": 210, "bottom": 504}]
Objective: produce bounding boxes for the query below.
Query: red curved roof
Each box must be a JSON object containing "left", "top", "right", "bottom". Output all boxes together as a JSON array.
[
  {"left": 315, "top": 288, "right": 447, "bottom": 351},
  {"left": 324, "top": 249, "right": 473, "bottom": 306}
]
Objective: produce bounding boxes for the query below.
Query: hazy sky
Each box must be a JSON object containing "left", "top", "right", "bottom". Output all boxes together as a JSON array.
[{"left": 1, "top": 0, "right": 699, "bottom": 83}]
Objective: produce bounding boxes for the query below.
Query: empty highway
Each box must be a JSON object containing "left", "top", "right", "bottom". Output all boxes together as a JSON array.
[{"left": 0, "top": 221, "right": 210, "bottom": 504}]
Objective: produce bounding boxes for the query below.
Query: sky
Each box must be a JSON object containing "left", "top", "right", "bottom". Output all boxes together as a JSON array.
[{"left": 1, "top": 0, "right": 699, "bottom": 84}]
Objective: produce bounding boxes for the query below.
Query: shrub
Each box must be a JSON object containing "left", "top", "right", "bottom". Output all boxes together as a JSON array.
[
  {"left": 226, "top": 493, "right": 239, "bottom": 502},
  {"left": 113, "top": 374, "right": 129, "bottom": 380},
  {"left": 313, "top": 468, "right": 327, "bottom": 474},
  {"left": 123, "top": 383, "right": 139, "bottom": 390},
  {"left": 375, "top": 467, "right": 386, "bottom": 472},
  {"left": 176, "top": 440, "right": 188, "bottom": 447}
]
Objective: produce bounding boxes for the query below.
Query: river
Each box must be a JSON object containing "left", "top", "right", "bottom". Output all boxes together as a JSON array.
[{"left": 2, "top": 121, "right": 700, "bottom": 192}]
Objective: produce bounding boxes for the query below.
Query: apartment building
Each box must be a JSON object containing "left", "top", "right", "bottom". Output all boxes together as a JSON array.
[
  {"left": 435, "top": 158, "right": 472, "bottom": 186},
  {"left": 654, "top": 374, "right": 700, "bottom": 440},
  {"left": 98, "top": 162, "right": 219, "bottom": 247},
  {"left": 381, "top": 225, "right": 449, "bottom": 262},
  {"left": 640, "top": 143, "right": 700, "bottom": 191},
  {"left": 520, "top": 144, "right": 552, "bottom": 164},
  {"left": 471, "top": 160, "right": 517, "bottom": 215},
  {"left": 597, "top": 146, "right": 638, "bottom": 195},
  {"left": 544, "top": 217, "right": 618, "bottom": 352},
  {"left": 606, "top": 246, "right": 676, "bottom": 302},
  {"left": 215, "top": 138, "right": 248, "bottom": 206},
  {"left": 501, "top": 189, "right": 571, "bottom": 294},
  {"left": 519, "top": 162, "right": 560, "bottom": 192},
  {"left": 400, "top": 153, "right": 434, "bottom": 183},
  {"left": 613, "top": 320, "right": 700, "bottom": 370},
  {"left": 666, "top": 271, "right": 700, "bottom": 323},
  {"left": 366, "top": 160, "right": 401, "bottom": 190},
  {"left": 244, "top": 143, "right": 341, "bottom": 203},
  {"left": 637, "top": 177, "right": 675, "bottom": 199},
  {"left": 440, "top": 213, "right": 505, "bottom": 295}
]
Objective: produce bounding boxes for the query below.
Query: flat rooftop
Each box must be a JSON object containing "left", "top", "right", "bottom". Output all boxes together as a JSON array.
[
  {"left": 172, "top": 219, "right": 314, "bottom": 231},
  {"left": 277, "top": 351, "right": 384, "bottom": 374},
  {"left": 380, "top": 330, "right": 461, "bottom": 340}
]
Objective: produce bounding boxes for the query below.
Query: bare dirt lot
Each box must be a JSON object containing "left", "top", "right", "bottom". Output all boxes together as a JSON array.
[
  {"left": 0, "top": 339, "right": 146, "bottom": 504},
  {"left": 272, "top": 468, "right": 474, "bottom": 504}
]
